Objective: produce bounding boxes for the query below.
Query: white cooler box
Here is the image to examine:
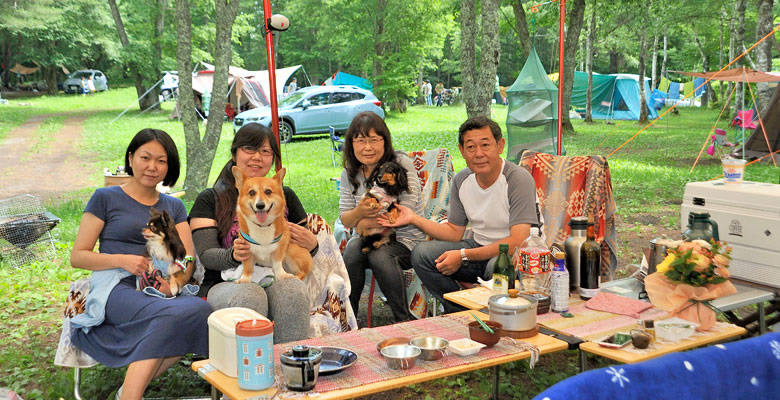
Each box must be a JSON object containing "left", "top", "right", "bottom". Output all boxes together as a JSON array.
[
  {"left": 681, "top": 180, "right": 780, "bottom": 289},
  {"left": 208, "top": 307, "right": 270, "bottom": 377}
]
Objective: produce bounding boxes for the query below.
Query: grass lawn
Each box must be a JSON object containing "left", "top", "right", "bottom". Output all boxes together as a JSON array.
[{"left": 0, "top": 87, "right": 777, "bottom": 399}]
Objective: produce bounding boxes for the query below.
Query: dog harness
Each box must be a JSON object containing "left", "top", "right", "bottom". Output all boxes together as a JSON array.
[{"left": 240, "top": 230, "right": 283, "bottom": 246}]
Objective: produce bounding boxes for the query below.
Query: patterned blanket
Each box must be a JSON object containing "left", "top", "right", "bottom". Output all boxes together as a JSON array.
[
  {"left": 533, "top": 332, "right": 780, "bottom": 400},
  {"left": 518, "top": 151, "right": 618, "bottom": 279}
]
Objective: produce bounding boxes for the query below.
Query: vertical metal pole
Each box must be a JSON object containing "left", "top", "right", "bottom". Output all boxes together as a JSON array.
[
  {"left": 758, "top": 302, "right": 766, "bottom": 334},
  {"left": 557, "top": 0, "right": 566, "bottom": 156},
  {"left": 741, "top": 67, "right": 746, "bottom": 159},
  {"left": 579, "top": 349, "right": 586, "bottom": 372},
  {"left": 263, "top": 0, "right": 282, "bottom": 171}
]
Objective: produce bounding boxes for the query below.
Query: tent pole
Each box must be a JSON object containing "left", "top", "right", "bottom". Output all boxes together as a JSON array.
[
  {"left": 263, "top": 0, "right": 282, "bottom": 171},
  {"left": 556, "top": 0, "right": 565, "bottom": 156},
  {"left": 110, "top": 78, "right": 164, "bottom": 124},
  {"left": 741, "top": 67, "right": 745, "bottom": 159}
]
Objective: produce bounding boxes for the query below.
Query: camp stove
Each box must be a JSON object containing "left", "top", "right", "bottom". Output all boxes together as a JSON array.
[{"left": 681, "top": 180, "right": 780, "bottom": 289}]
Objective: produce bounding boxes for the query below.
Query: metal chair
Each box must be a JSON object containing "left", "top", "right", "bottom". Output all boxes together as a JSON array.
[{"left": 329, "top": 126, "right": 344, "bottom": 167}]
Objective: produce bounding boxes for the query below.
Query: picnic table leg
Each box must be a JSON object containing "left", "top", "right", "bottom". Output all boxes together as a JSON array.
[
  {"left": 493, "top": 365, "right": 499, "bottom": 400},
  {"left": 759, "top": 302, "right": 766, "bottom": 334},
  {"left": 579, "top": 349, "right": 586, "bottom": 372},
  {"left": 211, "top": 385, "right": 220, "bottom": 400}
]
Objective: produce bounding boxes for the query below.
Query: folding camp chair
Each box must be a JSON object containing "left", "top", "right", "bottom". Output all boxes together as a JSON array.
[
  {"left": 329, "top": 126, "right": 344, "bottom": 167},
  {"left": 731, "top": 110, "right": 757, "bottom": 144},
  {"left": 706, "top": 128, "right": 738, "bottom": 158}
]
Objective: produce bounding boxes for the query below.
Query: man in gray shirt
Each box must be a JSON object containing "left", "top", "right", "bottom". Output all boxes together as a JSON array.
[{"left": 380, "top": 116, "right": 541, "bottom": 313}]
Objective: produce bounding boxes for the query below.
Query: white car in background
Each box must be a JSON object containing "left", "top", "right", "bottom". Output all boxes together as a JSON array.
[
  {"left": 63, "top": 70, "right": 108, "bottom": 93},
  {"left": 232, "top": 85, "right": 384, "bottom": 143}
]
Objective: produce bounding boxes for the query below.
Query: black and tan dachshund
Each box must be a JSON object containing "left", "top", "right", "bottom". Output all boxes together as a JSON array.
[{"left": 356, "top": 160, "right": 409, "bottom": 253}]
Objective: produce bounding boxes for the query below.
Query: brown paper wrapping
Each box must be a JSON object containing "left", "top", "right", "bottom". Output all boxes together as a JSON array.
[{"left": 644, "top": 272, "right": 736, "bottom": 331}]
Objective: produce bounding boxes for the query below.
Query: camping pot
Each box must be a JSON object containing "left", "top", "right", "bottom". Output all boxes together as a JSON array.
[
  {"left": 488, "top": 289, "right": 538, "bottom": 332},
  {"left": 280, "top": 345, "right": 322, "bottom": 391},
  {"left": 683, "top": 211, "right": 719, "bottom": 242}
]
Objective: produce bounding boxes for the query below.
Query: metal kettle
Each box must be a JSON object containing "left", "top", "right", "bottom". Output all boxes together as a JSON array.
[
  {"left": 683, "top": 211, "right": 719, "bottom": 242},
  {"left": 280, "top": 345, "right": 322, "bottom": 391}
]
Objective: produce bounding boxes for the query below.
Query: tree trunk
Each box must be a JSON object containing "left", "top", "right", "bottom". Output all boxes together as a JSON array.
[
  {"left": 608, "top": 48, "right": 618, "bottom": 74},
  {"left": 372, "top": 0, "right": 386, "bottom": 91},
  {"left": 755, "top": 0, "right": 774, "bottom": 113},
  {"left": 692, "top": 28, "right": 709, "bottom": 108},
  {"left": 650, "top": 33, "right": 658, "bottom": 92},
  {"left": 461, "top": 0, "right": 500, "bottom": 119},
  {"left": 660, "top": 27, "right": 667, "bottom": 80},
  {"left": 585, "top": 0, "right": 597, "bottom": 123},
  {"left": 561, "top": 0, "right": 587, "bottom": 133},
  {"left": 108, "top": 0, "right": 157, "bottom": 110},
  {"left": 638, "top": 16, "right": 648, "bottom": 123},
  {"left": 733, "top": 0, "right": 746, "bottom": 117},
  {"left": 726, "top": 3, "right": 736, "bottom": 102},
  {"left": 176, "top": 0, "right": 239, "bottom": 201},
  {"left": 512, "top": 0, "right": 532, "bottom": 56},
  {"left": 149, "top": 0, "right": 168, "bottom": 109}
]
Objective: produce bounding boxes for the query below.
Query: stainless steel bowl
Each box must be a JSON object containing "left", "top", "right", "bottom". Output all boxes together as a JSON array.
[
  {"left": 409, "top": 336, "right": 449, "bottom": 361},
  {"left": 380, "top": 344, "right": 421, "bottom": 370}
]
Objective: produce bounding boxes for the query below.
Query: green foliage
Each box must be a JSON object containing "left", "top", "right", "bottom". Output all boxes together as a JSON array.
[{"left": 2, "top": 89, "right": 779, "bottom": 399}]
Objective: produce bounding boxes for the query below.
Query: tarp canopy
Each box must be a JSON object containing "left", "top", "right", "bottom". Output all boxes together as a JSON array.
[
  {"left": 737, "top": 84, "right": 780, "bottom": 159},
  {"left": 190, "top": 64, "right": 302, "bottom": 108},
  {"left": 672, "top": 68, "right": 780, "bottom": 83},
  {"left": 571, "top": 72, "right": 659, "bottom": 120},
  {"left": 323, "top": 71, "right": 372, "bottom": 90},
  {"left": 505, "top": 47, "right": 560, "bottom": 160},
  {"left": 9, "top": 63, "right": 39, "bottom": 75}
]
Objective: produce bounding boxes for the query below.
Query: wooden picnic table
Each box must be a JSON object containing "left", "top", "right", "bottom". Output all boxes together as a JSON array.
[{"left": 192, "top": 310, "right": 568, "bottom": 400}]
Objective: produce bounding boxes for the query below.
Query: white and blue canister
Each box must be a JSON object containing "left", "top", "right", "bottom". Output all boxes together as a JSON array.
[{"left": 235, "top": 319, "right": 275, "bottom": 391}]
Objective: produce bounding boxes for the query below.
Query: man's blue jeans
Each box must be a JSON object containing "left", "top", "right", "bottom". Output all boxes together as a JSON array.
[{"left": 412, "top": 239, "right": 497, "bottom": 314}]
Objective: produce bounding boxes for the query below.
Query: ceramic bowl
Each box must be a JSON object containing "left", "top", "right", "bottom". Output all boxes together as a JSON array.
[
  {"left": 380, "top": 344, "right": 421, "bottom": 370},
  {"left": 468, "top": 320, "right": 503, "bottom": 347},
  {"left": 409, "top": 336, "right": 449, "bottom": 361}
]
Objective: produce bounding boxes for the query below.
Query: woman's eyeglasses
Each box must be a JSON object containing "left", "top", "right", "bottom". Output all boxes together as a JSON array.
[
  {"left": 240, "top": 146, "right": 273, "bottom": 158},
  {"left": 353, "top": 137, "right": 384, "bottom": 147}
]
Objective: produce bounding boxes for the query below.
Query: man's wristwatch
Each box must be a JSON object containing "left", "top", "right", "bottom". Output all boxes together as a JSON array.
[{"left": 460, "top": 248, "right": 468, "bottom": 266}]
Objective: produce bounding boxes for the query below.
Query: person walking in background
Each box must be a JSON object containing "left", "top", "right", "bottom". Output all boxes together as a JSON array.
[
  {"left": 434, "top": 82, "right": 444, "bottom": 107},
  {"left": 87, "top": 76, "right": 96, "bottom": 96},
  {"left": 493, "top": 75, "right": 502, "bottom": 104},
  {"left": 288, "top": 77, "right": 298, "bottom": 94},
  {"left": 80, "top": 76, "right": 88, "bottom": 96},
  {"left": 425, "top": 80, "right": 433, "bottom": 106}
]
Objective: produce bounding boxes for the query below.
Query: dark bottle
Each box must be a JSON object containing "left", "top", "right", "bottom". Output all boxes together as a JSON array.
[
  {"left": 492, "top": 243, "right": 513, "bottom": 294},
  {"left": 579, "top": 220, "right": 601, "bottom": 300}
]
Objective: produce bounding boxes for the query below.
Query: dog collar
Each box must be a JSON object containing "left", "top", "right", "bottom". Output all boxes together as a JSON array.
[{"left": 240, "top": 230, "right": 283, "bottom": 245}]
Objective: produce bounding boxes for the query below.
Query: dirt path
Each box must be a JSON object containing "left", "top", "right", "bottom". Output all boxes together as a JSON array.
[{"left": 0, "top": 112, "right": 98, "bottom": 202}]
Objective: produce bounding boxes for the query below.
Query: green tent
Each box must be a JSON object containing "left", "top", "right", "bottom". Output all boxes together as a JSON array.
[{"left": 505, "top": 47, "right": 561, "bottom": 161}]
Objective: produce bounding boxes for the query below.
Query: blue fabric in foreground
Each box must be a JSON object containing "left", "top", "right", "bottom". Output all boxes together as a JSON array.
[{"left": 533, "top": 332, "right": 780, "bottom": 400}]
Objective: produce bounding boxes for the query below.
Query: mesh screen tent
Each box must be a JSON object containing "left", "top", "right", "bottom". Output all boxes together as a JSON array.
[{"left": 505, "top": 47, "right": 561, "bottom": 162}]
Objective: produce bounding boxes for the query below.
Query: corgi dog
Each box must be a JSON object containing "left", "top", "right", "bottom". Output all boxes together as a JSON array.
[
  {"left": 141, "top": 208, "right": 190, "bottom": 296},
  {"left": 232, "top": 166, "right": 313, "bottom": 283},
  {"left": 355, "top": 160, "right": 409, "bottom": 252}
]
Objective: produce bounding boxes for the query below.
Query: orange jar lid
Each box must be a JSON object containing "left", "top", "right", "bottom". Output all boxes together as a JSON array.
[{"left": 235, "top": 319, "right": 274, "bottom": 336}]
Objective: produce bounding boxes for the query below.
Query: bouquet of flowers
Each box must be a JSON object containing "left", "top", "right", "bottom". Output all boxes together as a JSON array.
[{"left": 644, "top": 239, "right": 737, "bottom": 331}]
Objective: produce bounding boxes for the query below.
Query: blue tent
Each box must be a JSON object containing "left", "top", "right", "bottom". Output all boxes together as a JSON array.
[
  {"left": 323, "top": 71, "right": 373, "bottom": 90},
  {"left": 571, "top": 72, "right": 659, "bottom": 120}
]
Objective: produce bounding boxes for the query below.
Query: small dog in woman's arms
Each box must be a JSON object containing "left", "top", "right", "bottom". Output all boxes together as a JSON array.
[
  {"left": 355, "top": 160, "right": 409, "bottom": 253},
  {"left": 138, "top": 208, "right": 197, "bottom": 297}
]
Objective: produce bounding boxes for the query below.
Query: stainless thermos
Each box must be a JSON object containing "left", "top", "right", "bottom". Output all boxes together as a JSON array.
[{"left": 564, "top": 217, "right": 588, "bottom": 293}]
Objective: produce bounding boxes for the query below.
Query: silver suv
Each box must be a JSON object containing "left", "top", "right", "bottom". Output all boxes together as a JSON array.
[
  {"left": 233, "top": 85, "right": 384, "bottom": 143},
  {"left": 63, "top": 70, "right": 108, "bottom": 93}
]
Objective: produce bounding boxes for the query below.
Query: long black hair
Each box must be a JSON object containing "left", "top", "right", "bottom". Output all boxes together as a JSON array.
[
  {"left": 213, "top": 124, "right": 281, "bottom": 241},
  {"left": 343, "top": 111, "right": 396, "bottom": 194},
  {"left": 124, "top": 128, "right": 180, "bottom": 187}
]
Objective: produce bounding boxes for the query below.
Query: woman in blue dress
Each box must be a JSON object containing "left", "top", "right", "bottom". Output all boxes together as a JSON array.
[{"left": 69, "top": 129, "right": 211, "bottom": 399}]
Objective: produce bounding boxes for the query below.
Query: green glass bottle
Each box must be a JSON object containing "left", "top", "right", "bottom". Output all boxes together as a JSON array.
[{"left": 493, "top": 243, "right": 513, "bottom": 295}]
